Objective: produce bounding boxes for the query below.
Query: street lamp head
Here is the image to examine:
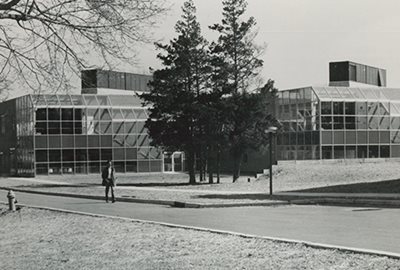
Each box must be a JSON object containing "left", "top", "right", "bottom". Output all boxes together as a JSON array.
[{"left": 265, "top": 126, "right": 278, "bottom": 134}]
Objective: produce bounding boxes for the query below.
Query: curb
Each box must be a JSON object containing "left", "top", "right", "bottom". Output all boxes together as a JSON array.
[
  {"left": 1, "top": 201, "right": 399, "bottom": 260},
  {"left": 284, "top": 197, "right": 400, "bottom": 208},
  {"left": 0, "top": 187, "right": 288, "bottom": 208},
  {"left": 2, "top": 187, "right": 400, "bottom": 208}
]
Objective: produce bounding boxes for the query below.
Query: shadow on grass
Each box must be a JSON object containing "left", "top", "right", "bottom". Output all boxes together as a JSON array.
[
  {"left": 117, "top": 182, "right": 215, "bottom": 187},
  {"left": 17, "top": 184, "right": 92, "bottom": 188},
  {"left": 195, "top": 193, "right": 271, "bottom": 201},
  {"left": 288, "top": 179, "right": 400, "bottom": 193}
]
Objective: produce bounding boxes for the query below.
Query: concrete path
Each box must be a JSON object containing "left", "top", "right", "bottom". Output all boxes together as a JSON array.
[{"left": 2, "top": 190, "right": 400, "bottom": 256}]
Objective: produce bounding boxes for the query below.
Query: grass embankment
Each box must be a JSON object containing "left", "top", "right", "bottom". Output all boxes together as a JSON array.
[
  {"left": 1, "top": 207, "right": 399, "bottom": 270},
  {"left": 1, "top": 160, "right": 400, "bottom": 204}
]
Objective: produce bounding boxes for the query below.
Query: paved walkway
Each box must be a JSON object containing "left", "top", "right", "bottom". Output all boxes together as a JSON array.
[{"left": 2, "top": 190, "right": 400, "bottom": 256}]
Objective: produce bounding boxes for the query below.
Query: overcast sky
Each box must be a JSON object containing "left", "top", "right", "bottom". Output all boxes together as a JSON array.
[{"left": 132, "top": 0, "right": 400, "bottom": 90}]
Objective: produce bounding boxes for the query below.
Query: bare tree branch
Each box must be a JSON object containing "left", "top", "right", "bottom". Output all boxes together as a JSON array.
[{"left": 0, "top": 0, "right": 168, "bottom": 95}]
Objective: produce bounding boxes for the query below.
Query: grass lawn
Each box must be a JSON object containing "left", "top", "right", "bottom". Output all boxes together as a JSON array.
[
  {"left": 291, "top": 179, "right": 400, "bottom": 194},
  {"left": 1, "top": 207, "right": 399, "bottom": 270},
  {"left": 2, "top": 160, "right": 400, "bottom": 204}
]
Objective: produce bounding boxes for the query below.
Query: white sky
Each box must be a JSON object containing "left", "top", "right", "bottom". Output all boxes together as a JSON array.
[
  {"left": 9, "top": 0, "right": 400, "bottom": 99},
  {"left": 132, "top": 0, "right": 400, "bottom": 90}
]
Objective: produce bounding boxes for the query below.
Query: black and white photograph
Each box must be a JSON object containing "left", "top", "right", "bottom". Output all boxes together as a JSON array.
[{"left": 1, "top": 0, "right": 400, "bottom": 269}]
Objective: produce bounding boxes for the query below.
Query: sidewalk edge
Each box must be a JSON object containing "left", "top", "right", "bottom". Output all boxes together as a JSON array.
[{"left": 2, "top": 201, "right": 399, "bottom": 260}]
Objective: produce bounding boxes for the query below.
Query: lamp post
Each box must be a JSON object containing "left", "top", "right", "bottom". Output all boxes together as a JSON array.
[{"left": 265, "top": 126, "right": 277, "bottom": 195}]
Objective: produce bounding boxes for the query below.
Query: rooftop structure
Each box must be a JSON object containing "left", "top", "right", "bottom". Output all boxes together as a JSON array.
[
  {"left": 329, "top": 61, "right": 386, "bottom": 87},
  {"left": 276, "top": 62, "right": 400, "bottom": 161}
]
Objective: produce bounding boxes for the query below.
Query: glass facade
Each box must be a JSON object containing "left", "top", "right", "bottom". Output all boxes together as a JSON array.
[
  {"left": 276, "top": 86, "right": 400, "bottom": 160},
  {"left": 0, "top": 94, "right": 163, "bottom": 176}
]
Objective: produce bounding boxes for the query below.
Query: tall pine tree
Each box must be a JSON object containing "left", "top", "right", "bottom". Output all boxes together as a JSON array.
[
  {"left": 141, "top": 0, "right": 210, "bottom": 184},
  {"left": 210, "top": 0, "right": 268, "bottom": 182}
]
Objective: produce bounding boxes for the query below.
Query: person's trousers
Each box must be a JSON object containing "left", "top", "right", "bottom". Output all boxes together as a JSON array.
[{"left": 105, "top": 184, "right": 115, "bottom": 202}]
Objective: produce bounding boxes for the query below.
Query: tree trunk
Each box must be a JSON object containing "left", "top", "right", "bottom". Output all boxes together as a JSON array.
[
  {"left": 232, "top": 151, "right": 243, "bottom": 183},
  {"left": 216, "top": 148, "right": 220, "bottom": 184},
  {"left": 208, "top": 147, "right": 214, "bottom": 184},
  {"left": 199, "top": 146, "right": 205, "bottom": 182},
  {"left": 187, "top": 150, "right": 196, "bottom": 184}
]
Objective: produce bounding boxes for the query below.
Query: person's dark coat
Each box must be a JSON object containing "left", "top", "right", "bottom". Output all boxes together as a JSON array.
[{"left": 102, "top": 166, "right": 116, "bottom": 187}]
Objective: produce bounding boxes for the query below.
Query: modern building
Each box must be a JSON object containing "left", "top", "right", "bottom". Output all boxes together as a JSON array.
[
  {"left": 0, "top": 70, "right": 184, "bottom": 177},
  {"left": 275, "top": 61, "right": 400, "bottom": 161}
]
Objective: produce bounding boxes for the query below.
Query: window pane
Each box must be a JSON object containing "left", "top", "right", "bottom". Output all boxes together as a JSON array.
[
  {"left": 36, "top": 108, "right": 47, "bottom": 121},
  {"left": 62, "top": 135, "right": 74, "bottom": 148},
  {"left": 62, "top": 149, "right": 74, "bottom": 162},
  {"left": 114, "top": 161, "right": 125, "bottom": 173},
  {"left": 113, "top": 148, "right": 125, "bottom": 160},
  {"left": 62, "top": 108, "right": 73, "bottom": 121},
  {"left": 345, "top": 146, "right": 356, "bottom": 159},
  {"left": 368, "top": 102, "right": 379, "bottom": 115},
  {"left": 100, "top": 109, "right": 111, "bottom": 121},
  {"left": 333, "top": 116, "right": 344, "bottom": 129},
  {"left": 113, "top": 135, "right": 125, "bottom": 147},
  {"left": 126, "top": 161, "right": 137, "bottom": 172},
  {"left": 380, "top": 131, "right": 390, "bottom": 143},
  {"left": 100, "top": 135, "right": 112, "bottom": 147},
  {"left": 88, "top": 149, "right": 100, "bottom": 161},
  {"left": 321, "top": 131, "right": 332, "bottom": 144},
  {"left": 321, "top": 116, "right": 332, "bottom": 130},
  {"left": 368, "top": 117, "right": 380, "bottom": 130},
  {"left": 76, "top": 149, "right": 87, "bottom": 161},
  {"left": 112, "top": 109, "right": 124, "bottom": 120},
  {"left": 334, "top": 131, "right": 344, "bottom": 144},
  {"left": 369, "top": 131, "right": 379, "bottom": 144},
  {"left": 391, "top": 145, "right": 400, "bottom": 157},
  {"left": 74, "top": 109, "right": 85, "bottom": 123},
  {"left": 113, "top": 122, "right": 124, "bottom": 134},
  {"left": 100, "top": 122, "right": 112, "bottom": 134},
  {"left": 369, "top": 145, "right": 379, "bottom": 158},
  {"left": 322, "top": 146, "right": 332, "bottom": 159},
  {"left": 35, "top": 122, "right": 47, "bottom": 135},
  {"left": 150, "top": 160, "right": 162, "bottom": 172},
  {"left": 75, "top": 135, "right": 87, "bottom": 148},
  {"left": 122, "top": 109, "right": 135, "bottom": 120},
  {"left": 49, "top": 150, "right": 61, "bottom": 162},
  {"left": 101, "top": 149, "right": 112, "bottom": 161},
  {"left": 48, "top": 108, "right": 61, "bottom": 121},
  {"left": 61, "top": 121, "right": 74, "bottom": 134},
  {"left": 356, "top": 102, "right": 367, "bottom": 115},
  {"left": 35, "top": 150, "right": 47, "bottom": 162},
  {"left": 138, "top": 161, "right": 150, "bottom": 172},
  {"left": 126, "top": 148, "right": 137, "bottom": 160},
  {"left": 380, "top": 117, "right": 390, "bottom": 130},
  {"left": 48, "top": 136, "right": 61, "bottom": 148},
  {"left": 334, "top": 146, "right": 344, "bottom": 159},
  {"left": 344, "top": 102, "right": 355, "bottom": 115},
  {"left": 357, "top": 116, "right": 367, "bottom": 129},
  {"left": 345, "top": 117, "right": 355, "bottom": 129},
  {"left": 345, "top": 131, "right": 356, "bottom": 144},
  {"left": 333, "top": 102, "right": 344, "bottom": 115},
  {"left": 358, "top": 146, "right": 368, "bottom": 158},
  {"left": 35, "top": 136, "right": 47, "bottom": 148},
  {"left": 391, "top": 131, "right": 400, "bottom": 143},
  {"left": 88, "top": 135, "right": 99, "bottom": 147}
]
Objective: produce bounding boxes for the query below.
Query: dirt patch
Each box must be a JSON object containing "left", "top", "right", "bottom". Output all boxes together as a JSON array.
[{"left": 0, "top": 207, "right": 399, "bottom": 269}]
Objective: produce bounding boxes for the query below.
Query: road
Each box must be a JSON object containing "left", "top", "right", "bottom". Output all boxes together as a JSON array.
[{"left": 1, "top": 190, "right": 400, "bottom": 255}]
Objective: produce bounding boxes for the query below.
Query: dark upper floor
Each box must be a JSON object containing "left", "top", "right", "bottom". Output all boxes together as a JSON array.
[
  {"left": 81, "top": 69, "right": 152, "bottom": 93},
  {"left": 329, "top": 61, "right": 386, "bottom": 87}
]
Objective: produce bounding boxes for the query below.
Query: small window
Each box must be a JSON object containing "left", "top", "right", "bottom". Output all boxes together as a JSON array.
[{"left": 349, "top": 64, "right": 357, "bottom": 81}]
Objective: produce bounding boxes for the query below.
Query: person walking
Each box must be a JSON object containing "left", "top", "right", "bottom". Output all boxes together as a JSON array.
[{"left": 101, "top": 160, "right": 116, "bottom": 203}]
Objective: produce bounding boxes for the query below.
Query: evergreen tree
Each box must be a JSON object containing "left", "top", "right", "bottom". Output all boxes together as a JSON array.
[
  {"left": 210, "top": 0, "right": 266, "bottom": 182},
  {"left": 141, "top": 0, "right": 210, "bottom": 184},
  {"left": 223, "top": 80, "right": 279, "bottom": 182},
  {"left": 210, "top": 0, "right": 263, "bottom": 94}
]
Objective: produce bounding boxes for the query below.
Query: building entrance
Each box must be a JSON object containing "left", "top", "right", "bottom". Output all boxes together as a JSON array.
[{"left": 164, "top": 152, "right": 184, "bottom": 172}]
